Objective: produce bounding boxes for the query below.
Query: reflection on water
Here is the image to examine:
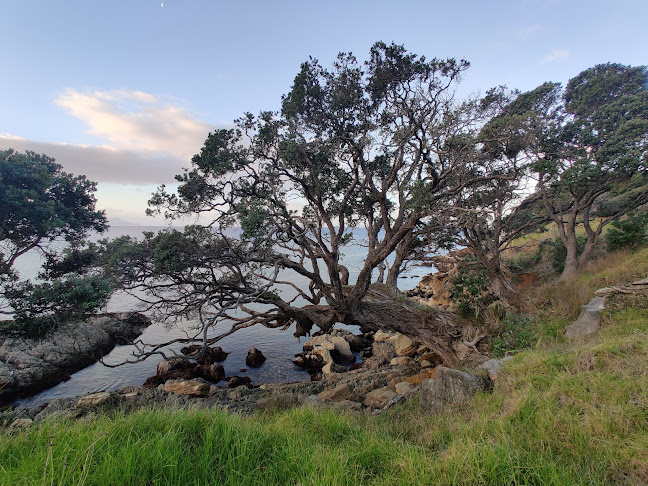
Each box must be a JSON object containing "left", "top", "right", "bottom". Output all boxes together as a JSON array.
[{"left": 10, "top": 226, "right": 425, "bottom": 407}]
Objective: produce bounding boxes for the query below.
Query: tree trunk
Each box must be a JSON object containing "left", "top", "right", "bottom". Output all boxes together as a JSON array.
[
  {"left": 345, "top": 283, "right": 477, "bottom": 366},
  {"left": 560, "top": 234, "right": 579, "bottom": 281}
]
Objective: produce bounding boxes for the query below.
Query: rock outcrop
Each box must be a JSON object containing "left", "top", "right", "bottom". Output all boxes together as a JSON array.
[
  {"left": 0, "top": 313, "right": 150, "bottom": 405},
  {"left": 245, "top": 347, "right": 266, "bottom": 368},
  {"left": 419, "top": 366, "right": 491, "bottom": 413}
]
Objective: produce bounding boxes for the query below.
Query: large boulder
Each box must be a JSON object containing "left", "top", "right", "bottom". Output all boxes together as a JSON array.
[
  {"left": 565, "top": 296, "right": 606, "bottom": 339},
  {"left": 0, "top": 312, "right": 150, "bottom": 405},
  {"left": 419, "top": 367, "right": 490, "bottom": 413},
  {"left": 362, "top": 387, "right": 398, "bottom": 409},
  {"left": 304, "top": 335, "right": 355, "bottom": 364}
]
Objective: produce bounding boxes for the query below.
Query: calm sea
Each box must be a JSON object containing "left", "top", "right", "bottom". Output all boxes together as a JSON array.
[{"left": 10, "top": 226, "right": 425, "bottom": 406}]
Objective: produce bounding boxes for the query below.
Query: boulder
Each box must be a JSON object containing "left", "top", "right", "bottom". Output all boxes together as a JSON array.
[
  {"left": 363, "top": 356, "right": 388, "bottom": 370},
  {"left": 76, "top": 391, "right": 111, "bottom": 408},
  {"left": 362, "top": 387, "right": 398, "bottom": 409},
  {"left": 228, "top": 376, "right": 252, "bottom": 389},
  {"left": 7, "top": 418, "right": 33, "bottom": 433},
  {"left": 371, "top": 342, "right": 396, "bottom": 361},
  {"left": 393, "top": 333, "right": 417, "bottom": 357},
  {"left": 404, "top": 367, "right": 438, "bottom": 386},
  {"left": 373, "top": 330, "right": 394, "bottom": 343},
  {"left": 255, "top": 393, "right": 299, "bottom": 410},
  {"left": 565, "top": 296, "right": 606, "bottom": 339},
  {"left": 330, "top": 400, "right": 363, "bottom": 411},
  {"left": 293, "top": 351, "right": 325, "bottom": 370},
  {"left": 164, "top": 378, "right": 211, "bottom": 397},
  {"left": 390, "top": 357, "right": 413, "bottom": 366},
  {"left": 318, "top": 383, "right": 354, "bottom": 403},
  {"left": 197, "top": 363, "right": 226, "bottom": 383},
  {"left": 394, "top": 381, "right": 417, "bottom": 395},
  {"left": 157, "top": 357, "right": 195, "bottom": 375},
  {"left": 246, "top": 347, "right": 266, "bottom": 368},
  {"left": 304, "top": 335, "right": 355, "bottom": 364},
  {"left": 479, "top": 357, "right": 513, "bottom": 381},
  {"left": 419, "top": 367, "right": 490, "bottom": 413},
  {"left": 180, "top": 345, "right": 229, "bottom": 364}
]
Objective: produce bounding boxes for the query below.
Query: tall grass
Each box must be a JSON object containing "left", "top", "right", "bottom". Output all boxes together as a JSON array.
[{"left": 2, "top": 248, "right": 647, "bottom": 485}]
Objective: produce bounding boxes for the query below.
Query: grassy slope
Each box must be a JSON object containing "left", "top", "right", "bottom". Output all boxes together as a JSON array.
[{"left": 1, "top": 252, "right": 648, "bottom": 485}]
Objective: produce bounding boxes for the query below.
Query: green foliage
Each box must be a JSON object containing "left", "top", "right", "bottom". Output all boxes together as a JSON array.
[
  {"left": 606, "top": 211, "right": 648, "bottom": 251},
  {"left": 450, "top": 255, "right": 491, "bottom": 320},
  {"left": 489, "top": 313, "right": 536, "bottom": 357},
  {"left": 546, "top": 236, "right": 588, "bottom": 274},
  {"left": 2, "top": 276, "right": 112, "bottom": 337},
  {"left": 0, "top": 149, "right": 110, "bottom": 336}
]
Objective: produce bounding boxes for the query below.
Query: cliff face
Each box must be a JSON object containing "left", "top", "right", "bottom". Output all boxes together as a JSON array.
[{"left": 0, "top": 313, "right": 150, "bottom": 406}]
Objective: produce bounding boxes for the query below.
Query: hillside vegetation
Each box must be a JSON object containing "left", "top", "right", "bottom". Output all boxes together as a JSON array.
[{"left": 2, "top": 246, "right": 647, "bottom": 485}]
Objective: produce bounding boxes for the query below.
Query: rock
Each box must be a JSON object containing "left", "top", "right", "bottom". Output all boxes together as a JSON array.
[
  {"left": 479, "top": 357, "right": 513, "bottom": 381},
  {"left": 373, "top": 330, "right": 393, "bottom": 343},
  {"left": 302, "top": 395, "right": 323, "bottom": 407},
  {"left": 419, "top": 360, "right": 433, "bottom": 368},
  {"left": 394, "top": 381, "right": 417, "bottom": 394},
  {"left": 341, "top": 333, "right": 373, "bottom": 351},
  {"left": 404, "top": 367, "right": 438, "bottom": 386},
  {"left": 362, "top": 387, "right": 398, "bottom": 409},
  {"left": 304, "top": 335, "right": 355, "bottom": 364},
  {"left": 76, "top": 391, "right": 111, "bottom": 408},
  {"left": 7, "top": 418, "right": 32, "bottom": 432},
  {"left": 180, "top": 345, "right": 229, "bottom": 364},
  {"left": 390, "top": 357, "right": 413, "bottom": 366},
  {"left": 418, "top": 352, "right": 442, "bottom": 366},
  {"left": 565, "top": 296, "right": 606, "bottom": 339},
  {"left": 164, "top": 378, "right": 211, "bottom": 397},
  {"left": 318, "top": 383, "right": 354, "bottom": 402},
  {"left": 228, "top": 376, "right": 252, "bottom": 389},
  {"left": 330, "top": 399, "right": 362, "bottom": 411},
  {"left": 363, "top": 356, "right": 388, "bottom": 370},
  {"left": 0, "top": 312, "right": 150, "bottom": 406},
  {"left": 197, "top": 363, "right": 226, "bottom": 383},
  {"left": 393, "top": 333, "right": 417, "bottom": 357},
  {"left": 255, "top": 393, "right": 299, "bottom": 410},
  {"left": 157, "top": 358, "right": 195, "bottom": 375},
  {"left": 293, "top": 351, "right": 325, "bottom": 369},
  {"left": 371, "top": 342, "right": 396, "bottom": 361},
  {"left": 246, "top": 347, "right": 267, "bottom": 368},
  {"left": 322, "top": 361, "right": 347, "bottom": 374},
  {"left": 419, "top": 367, "right": 490, "bottom": 413}
]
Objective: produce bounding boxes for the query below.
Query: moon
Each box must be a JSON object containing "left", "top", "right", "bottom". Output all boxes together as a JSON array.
[{"left": 161, "top": 2, "right": 164, "bottom": 7}]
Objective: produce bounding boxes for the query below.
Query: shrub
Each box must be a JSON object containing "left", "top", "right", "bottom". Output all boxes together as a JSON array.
[
  {"left": 489, "top": 313, "right": 535, "bottom": 357},
  {"left": 451, "top": 256, "right": 491, "bottom": 320},
  {"left": 606, "top": 211, "right": 648, "bottom": 251}
]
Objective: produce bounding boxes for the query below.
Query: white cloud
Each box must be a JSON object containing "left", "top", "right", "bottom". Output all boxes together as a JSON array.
[
  {"left": 55, "top": 89, "right": 214, "bottom": 158},
  {"left": 0, "top": 134, "right": 185, "bottom": 185},
  {"left": 541, "top": 49, "right": 570, "bottom": 65}
]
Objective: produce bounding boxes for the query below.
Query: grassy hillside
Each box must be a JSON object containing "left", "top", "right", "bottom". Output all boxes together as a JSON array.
[{"left": 1, "top": 250, "right": 647, "bottom": 485}]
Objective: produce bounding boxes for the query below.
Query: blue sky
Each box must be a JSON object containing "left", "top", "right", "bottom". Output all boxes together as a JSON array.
[{"left": 1, "top": 0, "right": 646, "bottom": 224}]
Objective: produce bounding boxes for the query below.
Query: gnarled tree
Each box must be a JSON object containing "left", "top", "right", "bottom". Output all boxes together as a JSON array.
[{"left": 114, "top": 43, "right": 513, "bottom": 365}]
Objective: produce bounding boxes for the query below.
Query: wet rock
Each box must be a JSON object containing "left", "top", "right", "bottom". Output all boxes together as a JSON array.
[
  {"left": 157, "top": 358, "right": 195, "bottom": 376},
  {"left": 293, "top": 351, "right": 325, "bottom": 370},
  {"left": 0, "top": 313, "right": 150, "bottom": 406},
  {"left": 245, "top": 347, "right": 266, "bottom": 368},
  {"left": 419, "top": 367, "right": 490, "bottom": 413},
  {"left": 228, "top": 376, "right": 252, "bottom": 389},
  {"left": 164, "top": 378, "right": 211, "bottom": 397},
  {"left": 180, "top": 345, "right": 229, "bottom": 364},
  {"left": 197, "top": 363, "right": 225, "bottom": 383}
]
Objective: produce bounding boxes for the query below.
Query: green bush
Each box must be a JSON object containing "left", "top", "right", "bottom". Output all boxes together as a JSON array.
[
  {"left": 489, "top": 313, "right": 535, "bottom": 357},
  {"left": 451, "top": 256, "right": 491, "bottom": 320},
  {"left": 606, "top": 211, "right": 648, "bottom": 251}
]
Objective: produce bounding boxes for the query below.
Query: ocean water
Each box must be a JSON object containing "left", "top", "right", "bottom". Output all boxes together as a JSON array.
[{"left": 9, "top": 226, "right": 427, "bottom": 406}]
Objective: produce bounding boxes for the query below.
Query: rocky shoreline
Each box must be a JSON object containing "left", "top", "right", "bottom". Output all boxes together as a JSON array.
[{"left": 0, "top": 313, "right": 150, "bottom": 406}]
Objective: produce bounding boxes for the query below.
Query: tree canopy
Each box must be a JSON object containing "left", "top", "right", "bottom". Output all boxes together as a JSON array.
[{"left": 0, "top": 149, "right": 109, "bottom": 335}]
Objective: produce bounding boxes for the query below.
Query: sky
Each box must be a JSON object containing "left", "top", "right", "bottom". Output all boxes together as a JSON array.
[{"left": 1, "top": 0, "right": 646, "bottom": 225}]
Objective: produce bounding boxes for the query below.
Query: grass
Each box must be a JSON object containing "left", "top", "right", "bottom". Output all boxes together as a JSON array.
[{"left": 2, "top": 248, "right": 648, "bottom": 485}]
